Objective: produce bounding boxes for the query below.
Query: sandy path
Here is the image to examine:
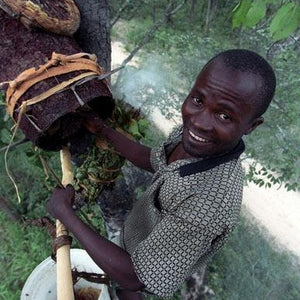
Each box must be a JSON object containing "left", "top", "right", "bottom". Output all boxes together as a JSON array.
[
  {"left": 243, "top": 181, "right": 300, "bottom": 258},
  {"left": 112, "top": 41, "right": 128, "bottom": 66},
  {"left": 111, "top": 41, "right": 300, "bottom": 259}
]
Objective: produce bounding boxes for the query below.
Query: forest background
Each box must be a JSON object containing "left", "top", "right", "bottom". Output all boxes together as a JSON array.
[{"left": 0, "top": 0, "right": 300, "bottom": 299}]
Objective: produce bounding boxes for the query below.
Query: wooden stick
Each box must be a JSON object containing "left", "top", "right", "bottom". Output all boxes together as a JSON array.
[{"left": 56, "top": 146, "right": 75, "bottom": 300}]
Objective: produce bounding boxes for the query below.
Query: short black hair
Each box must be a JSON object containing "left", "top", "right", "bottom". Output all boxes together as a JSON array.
[{"left": 210, "top": 49, "right": 276, "bottom": 117}]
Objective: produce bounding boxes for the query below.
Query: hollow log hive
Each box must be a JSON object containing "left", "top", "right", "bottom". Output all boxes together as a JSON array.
[{"left": 0, "top": 7, "right": 114, "bottom": 151}]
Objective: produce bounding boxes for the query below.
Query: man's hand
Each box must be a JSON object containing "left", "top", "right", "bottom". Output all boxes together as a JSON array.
[
  {"left": 46, "top": 184, "right": 145, "bottom": 292},
  {"left": 81, "top": 111, "right": 104, "bottom": 136},
  {"left": 80, "top": 110, "right": 154, "bottom": 172},
  {"left": 46, "top": 185, "right": 75, "bottom": 220}
]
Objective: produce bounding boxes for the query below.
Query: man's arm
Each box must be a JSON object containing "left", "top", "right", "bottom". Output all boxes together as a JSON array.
[
  {"left": 83, "top": 113, "right": 154, "bottom": 172},
  {"left": 47, "top": 185, "right": 145, "bottom": 291},
  {"left": 101, "top": 126, "right": 153, "bottom": 172}
]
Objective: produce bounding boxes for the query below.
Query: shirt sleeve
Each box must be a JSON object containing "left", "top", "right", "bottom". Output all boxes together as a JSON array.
[
  {"left": 150, "top": 145, "right": 162, "bottom": 172},
  {"left": 131, "top": 193, "right": 225, "bottom": 298}
]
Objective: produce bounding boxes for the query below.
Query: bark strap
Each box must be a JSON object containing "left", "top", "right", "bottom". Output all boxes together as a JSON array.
[
  {"left": 52, "top": 234, "right": 73, "bottom": 261},
  {"left": 6, "top": 52, "right": 105, "bottom": 118}
]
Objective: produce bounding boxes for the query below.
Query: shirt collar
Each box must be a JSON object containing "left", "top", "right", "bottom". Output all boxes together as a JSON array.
[{"left": 179, "top": 140, "right": 245, "bottom": 177}]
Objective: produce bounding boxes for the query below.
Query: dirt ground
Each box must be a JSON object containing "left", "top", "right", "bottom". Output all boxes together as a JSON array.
[
  {"left": 243, "top": 180, "right": 300, "bottom": 258},
  {"left": 111, "top": 41, "right": 300, "bottom": 260}
]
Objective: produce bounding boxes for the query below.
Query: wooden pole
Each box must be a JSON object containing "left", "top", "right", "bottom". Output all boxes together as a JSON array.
[{"left": 56, "top": 146, "right": 75, "bottom": 300}]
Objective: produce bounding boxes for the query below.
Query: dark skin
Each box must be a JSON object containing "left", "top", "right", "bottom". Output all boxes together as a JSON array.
[
  {"left": 46, "top": 57, "right": 264, "bottom": 299},
  {"left": 47, "top": 185, "right": 145, "bottom": 299},
  {"left": 180, "top": 57, "right": 263, "bottom": 159}
]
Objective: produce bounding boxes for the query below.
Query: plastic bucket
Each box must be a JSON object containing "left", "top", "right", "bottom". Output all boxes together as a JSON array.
[{"left": 21, "top": 248, "right": 110, "bottom": 300}]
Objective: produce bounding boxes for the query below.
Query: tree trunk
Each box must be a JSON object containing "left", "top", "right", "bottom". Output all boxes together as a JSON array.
[
  {"left": 189, "top": 0, "right": 197, "bottom": 18},
  {"left": 96, "top": 162, "right": 152, "bottom": 241},
  {"left": 181, "top": 266, "right": 215, "bottom": 300},
  {"left": 205, "top": 0, "right": 218, "bottom": 32},
  {"left": 204, "top": 0, "right": 212, "bottom": 32},
  {"left": 74, "top": 0, "right": 111, "bottom": 72}
]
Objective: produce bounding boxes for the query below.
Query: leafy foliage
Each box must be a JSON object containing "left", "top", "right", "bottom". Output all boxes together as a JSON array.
[
  {"left": 0, "top": 209, "right": 99, "bottom": 300},
  {"left": 269, "top": 2, "right": 300, "bottom": 41},
  {"left": 73, "top": 100, "right": 149, "bottom": 204},
  {"left": 206, "top": 213, "right": 300, "bottom": 300},
  {"left": 245, "top": 46, "right": 300, "bottom": 191},
  {"left": 232, "top": 0, "right": 300, "bottom": 41},
  {"left": 0, "top": 211, "right": 50, "bottom": 299},
  {"left": 232, "top": 0, "right": 264, "bottom": 28},
  {"left": 74, "top": 143, "right": 125, "bottom": 203}
]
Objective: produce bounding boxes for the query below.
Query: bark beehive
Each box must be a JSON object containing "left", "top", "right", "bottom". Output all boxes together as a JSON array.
[{"left": 0, "top": 9, "right": 114, "bottom": 151}]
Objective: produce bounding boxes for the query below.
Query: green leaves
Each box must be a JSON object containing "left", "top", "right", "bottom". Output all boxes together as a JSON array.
[
  {"left": 0, "top": 128, "right": 11, "bottom": 145},
  {"left": 232, "top": 1, "right": 300, "bottom": 41},
  {"left": 245, "top": 1, "right": 266, "bottom": 27},
  {"left": 232, "top": 0, "right": 266, "bottom": 28},
  {"left": 269, "top": 2, "right": 300, "bottom": 41},
  {"left": 232, "top": 0, "right": 252, "bottom": 28},
  {"left": 127, "top": 118, "right": 149, "bottom": 139},
  {"left": 0, "top": 90, "right": 4, "bottom": 103}
]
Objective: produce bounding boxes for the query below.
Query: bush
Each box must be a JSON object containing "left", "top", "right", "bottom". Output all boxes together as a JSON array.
[
  {"left": 206, "top": 212, "right": 300, "bottom": 300},
  {"left": 0, "top": 211, "right": 50, "bottom": 299}
]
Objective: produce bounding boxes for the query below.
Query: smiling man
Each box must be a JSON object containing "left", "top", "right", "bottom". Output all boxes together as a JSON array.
[{"left": 46, "top": 49, "right": 276, "bottom": 299}]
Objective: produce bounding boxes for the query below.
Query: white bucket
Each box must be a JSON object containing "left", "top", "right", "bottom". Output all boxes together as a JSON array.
[{"left": 21, "top": 248, "right": 111, "bottom": 300}]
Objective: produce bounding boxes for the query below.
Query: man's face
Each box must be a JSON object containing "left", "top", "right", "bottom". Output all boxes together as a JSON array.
[{"left": 181, "top": 58, "right": 263, "bottom": 158}]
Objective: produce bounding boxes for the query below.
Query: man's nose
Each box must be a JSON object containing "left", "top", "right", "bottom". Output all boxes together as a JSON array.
[{"left": 191, "top": 110, "right": 214, "bottom": 131}]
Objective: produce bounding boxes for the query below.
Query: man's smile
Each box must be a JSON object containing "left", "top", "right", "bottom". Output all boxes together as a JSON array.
[{"left": 188, "top": 129, "right": 210, "bottom": 143}]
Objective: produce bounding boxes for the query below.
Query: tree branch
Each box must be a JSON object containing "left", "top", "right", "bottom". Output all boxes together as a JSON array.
[
  {"left": 0, "top": 138, "right": 29, "bottom": 152},
  {"left": 165, "top": 0, "right": 187, "bottom": 18},
  {"left": 120, "top": 23, "right": 161, "bottom": 67},
  {"left": 120, "top": 0, "right": 188, "bottom": 67},
  {"left": 267, "top": 34, "right": 300, "bottom": 59},
  {"left": 110, "top": 0, "right": 132, "bottom": 28}
]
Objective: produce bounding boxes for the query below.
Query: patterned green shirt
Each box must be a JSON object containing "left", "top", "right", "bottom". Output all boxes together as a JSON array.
[{"left": 121, "top": 127, "right": 245, "bottom": 298}]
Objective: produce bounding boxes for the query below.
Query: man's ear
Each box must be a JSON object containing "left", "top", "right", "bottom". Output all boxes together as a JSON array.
[{"left": 244, "top": 117, "right": 264, "bottom": 135}]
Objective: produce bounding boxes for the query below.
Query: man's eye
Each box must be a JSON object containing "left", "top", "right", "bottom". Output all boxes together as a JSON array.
[
  {"left": 192, "top": 97, "right": 202, "bottom": 104},
  {"left": 219, "top": 113, "right": 231, "bottom": 121}
]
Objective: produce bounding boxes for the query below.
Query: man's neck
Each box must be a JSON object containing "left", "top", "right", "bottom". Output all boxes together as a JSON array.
[{"left": 167, "top": 142, "right": 194, "bottom": 165}]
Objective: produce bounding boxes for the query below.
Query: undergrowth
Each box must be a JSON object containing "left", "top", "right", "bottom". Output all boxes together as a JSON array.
[
  {"left": 0, "top": 211, "right": 50, "bottom": 300},
  {"left": 1, "top": 206, "right": 299, "bottom": 300},
  {"left": 205, "top": 212, "right": 300, "bottom": 300}
]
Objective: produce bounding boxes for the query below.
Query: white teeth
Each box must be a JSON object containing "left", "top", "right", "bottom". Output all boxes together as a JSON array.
[{"left": 189, "top": 130, "right": 209, "bottom": 143}]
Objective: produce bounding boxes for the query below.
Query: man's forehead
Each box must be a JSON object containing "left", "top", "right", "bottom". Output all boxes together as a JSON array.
[
  {"left": 193, "top": 59, "right": 262, "bottom": 118},
  {"left": 201, "top": 57, "right": 260, "bottom": 79},
  {"left": 197, "top": 59, "right": 262, "bottom": 95}
]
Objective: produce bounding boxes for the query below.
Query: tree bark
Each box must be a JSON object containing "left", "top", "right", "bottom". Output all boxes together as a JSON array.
[
  {"left": 74, "top": 0, "right": 111, "bottom": 72},
  {"left": 181, "top": 266, "right": 215, "bottom": 300},
  {"left": 205, "top": 0, "right": 212, "bottom": 32},
  {"left": 189, "top": 0, "right": 197, "bottom": 18}
]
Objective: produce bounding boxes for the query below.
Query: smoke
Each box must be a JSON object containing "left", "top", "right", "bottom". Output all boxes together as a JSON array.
[{"left": 113, "top": 55, "right": 184, "bottom": 133}]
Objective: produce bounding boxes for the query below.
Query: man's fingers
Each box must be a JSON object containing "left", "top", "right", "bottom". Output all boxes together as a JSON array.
[
  {"left": 65, "top": 184, "right": 75, "bottom": 198},
  {"left": 78, "top": 110, "right": 100, "bottom": 120}
]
